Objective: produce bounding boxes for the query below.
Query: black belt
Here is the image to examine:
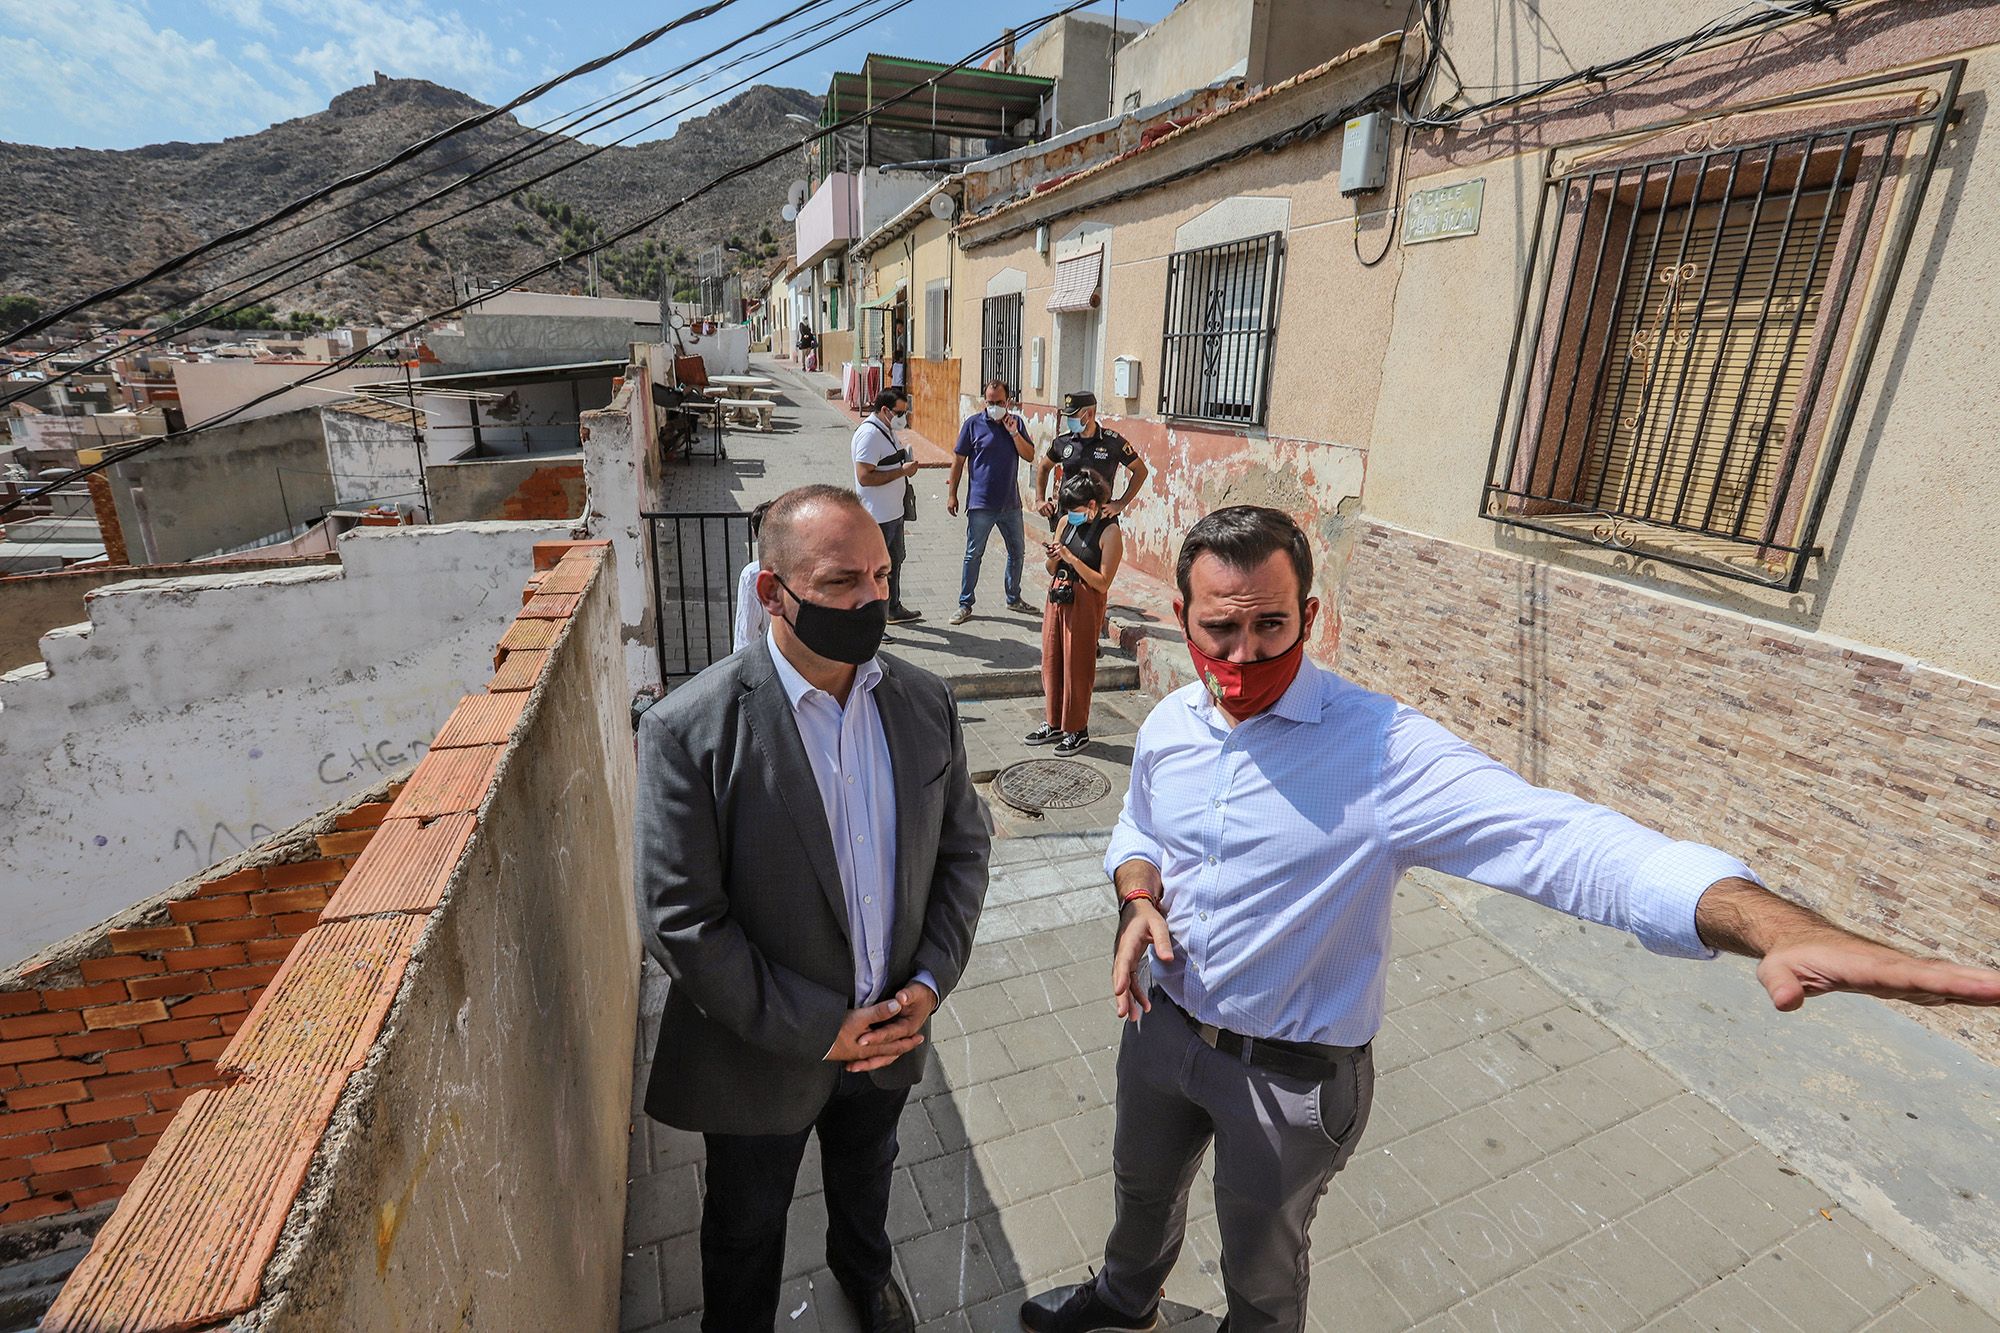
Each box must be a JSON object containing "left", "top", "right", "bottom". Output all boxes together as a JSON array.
[{"left": 1150, "top": 986, "right": 1364, "bottom": 1081}]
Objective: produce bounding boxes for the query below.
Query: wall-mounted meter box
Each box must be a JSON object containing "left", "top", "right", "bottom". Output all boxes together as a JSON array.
[
  {"left": 1112, "top": 355, "right": 1140, "bottom": 399},
  {"left": 1340, "top": 111, "right": 1390, "bottom": 194},
  {"left": 1030, "top": 336, "right": 1046, "bottom": 391}
]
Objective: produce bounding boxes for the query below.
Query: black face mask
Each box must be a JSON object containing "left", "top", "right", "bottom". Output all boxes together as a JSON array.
[{"left": 775, "top": 576, "right": 887, "bottom": 665}]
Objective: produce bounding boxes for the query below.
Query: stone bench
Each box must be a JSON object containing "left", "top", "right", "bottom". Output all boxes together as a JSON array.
[{"left": 717, "top": 398, "right": 773, "bottom": 431}]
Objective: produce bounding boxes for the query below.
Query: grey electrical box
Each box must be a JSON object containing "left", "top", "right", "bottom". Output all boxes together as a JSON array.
[{"left": 1340, "top": 111, "right": 1390, "bottom": 194}]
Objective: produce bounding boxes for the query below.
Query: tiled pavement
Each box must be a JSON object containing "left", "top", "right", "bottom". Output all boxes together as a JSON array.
[{"left": 621, "top": 834, "right": 2000, "bottom": 1333}]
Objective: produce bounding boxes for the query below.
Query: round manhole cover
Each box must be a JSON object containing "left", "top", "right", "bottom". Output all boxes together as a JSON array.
[{"left": 994, "top": 758, "right": 1111, "bottom": 814}]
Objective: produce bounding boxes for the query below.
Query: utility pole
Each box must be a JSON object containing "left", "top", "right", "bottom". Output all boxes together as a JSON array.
[{"left": 403, "top": 358, "right": 432, "bottom": 520}]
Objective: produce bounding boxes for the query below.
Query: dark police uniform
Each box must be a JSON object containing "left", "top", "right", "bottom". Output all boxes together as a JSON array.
[
  {"left": 1044, "top": 427, "right": 1139, "bottom": 533},
  {"left": 1046, "top": 428, "right": 1139, "bottom": 496}
]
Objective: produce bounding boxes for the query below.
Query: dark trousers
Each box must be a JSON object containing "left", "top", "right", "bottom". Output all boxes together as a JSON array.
[
  {"left": 879, "top": 518, "right": 908, "bottom": 612},
  {"left": 699, "top": 1071, "right": 911, "bottom": 1332},
  {"left": 1097, "top": 992, "right": 1375, "bottom": 1332}
]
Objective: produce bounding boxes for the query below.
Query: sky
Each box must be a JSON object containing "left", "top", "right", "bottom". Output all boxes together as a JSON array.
[{"left": 0, "top": 0, "right": 1180, "bottom": 151}]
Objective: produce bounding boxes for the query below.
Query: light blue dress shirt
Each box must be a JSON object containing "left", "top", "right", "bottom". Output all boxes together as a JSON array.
[
  {"left": 1105, "top": 656, "right": 1758, "bottom": 1047},
  {"left": 768, "top": 632, "right": 934, "bottom": 1007}
]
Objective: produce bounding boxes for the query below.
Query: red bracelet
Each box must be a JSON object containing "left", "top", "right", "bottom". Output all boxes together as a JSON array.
[{"left": 1119, "top": 886, "right": 1160, "bottom": 908}]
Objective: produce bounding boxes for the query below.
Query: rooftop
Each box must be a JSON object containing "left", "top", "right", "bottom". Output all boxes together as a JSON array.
[{"left": 821, "top": 55, "right": 1054, "bottom": 138}]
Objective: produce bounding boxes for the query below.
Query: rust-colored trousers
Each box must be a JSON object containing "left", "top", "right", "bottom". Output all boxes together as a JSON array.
[{"left": 1041, "top": 580, "right": 1108, "bottom": 733}]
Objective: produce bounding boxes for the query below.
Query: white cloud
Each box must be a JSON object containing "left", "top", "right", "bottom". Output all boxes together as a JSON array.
[
  {"left": 204, "top": 0, "right": 276, "bottom": 36},
  {"left": 0, "top": 0, "right": 315, "bottom": 147},
  {"left": 275, "top": 0, "right": 509, "bottom": 97}
]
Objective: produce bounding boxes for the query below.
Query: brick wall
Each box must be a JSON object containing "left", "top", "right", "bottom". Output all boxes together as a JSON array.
[
  {"left": 496, "top": 463, "right": 586, "bottom": 521},
  {"left": 0, "top": 794, "right": 398, "bottom": 1229},
  {"left": 40, "top": 540, "right": 619, "bottom": 1333},
  {"left": 1337, "top": 521, "right": 2000, "bottom": 1062}
]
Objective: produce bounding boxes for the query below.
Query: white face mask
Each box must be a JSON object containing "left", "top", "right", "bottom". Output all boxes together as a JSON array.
[
  {"left": 891, "top": 412, "right": 909, "bottom": 430},
  {"left": 984, "top": 403, "right": 1007, "bottom": 421}
]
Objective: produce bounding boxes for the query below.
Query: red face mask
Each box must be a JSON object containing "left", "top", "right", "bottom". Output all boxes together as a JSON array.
[{"left": 1185, "top": 625, "right": 1306, "bottom": 718}]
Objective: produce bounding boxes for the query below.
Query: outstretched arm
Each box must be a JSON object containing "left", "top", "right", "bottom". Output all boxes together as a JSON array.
[{"left": 1695, "top": 878, "right": 2000, "bottom": 1011}]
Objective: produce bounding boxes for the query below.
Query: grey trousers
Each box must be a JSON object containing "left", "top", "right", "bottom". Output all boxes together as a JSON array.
[{"left": 1094, "top": 992, "right": 1375, "bottom": 1333}]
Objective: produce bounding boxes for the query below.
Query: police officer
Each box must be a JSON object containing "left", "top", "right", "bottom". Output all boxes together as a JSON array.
[{"left": 1032, "top": 389, "right": 1148, "bottom": 531}]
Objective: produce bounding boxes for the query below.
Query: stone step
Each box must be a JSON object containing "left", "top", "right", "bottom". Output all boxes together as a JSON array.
[{"left": 947, "top": 660, "right": 1138, "bottom": 703}]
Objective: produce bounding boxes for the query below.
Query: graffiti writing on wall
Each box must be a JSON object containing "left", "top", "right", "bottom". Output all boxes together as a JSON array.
[
  {"left": 172, "top": 820, "right": 280, "bottom": 868},
  {"left": 319, "top": 738, "right": 431, "bottom": 785}
]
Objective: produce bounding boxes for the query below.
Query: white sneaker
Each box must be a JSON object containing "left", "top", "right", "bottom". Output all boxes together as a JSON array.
[{"left": 950, "top": 606, "right": 972, "bottom": 625}]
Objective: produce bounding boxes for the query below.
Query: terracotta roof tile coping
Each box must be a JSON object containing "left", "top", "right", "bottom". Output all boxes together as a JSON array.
[
  {"left": 322, "top": 814, "right": 477, "bottom": 921},
  {"left": 430, "top": 691, "right": 529, "bottom": 749},
  {"left": 387, "top": 744, "right": 504, "bottom": 818},
  {"left": 215, "top": 916, "right": 426, "bottom": 1081},
  {"left": 40, "top": 1078, "right": 346, "bottom": 1333},
  {"left": 487, "top": 649, "right": 550, "bottom": 693}
]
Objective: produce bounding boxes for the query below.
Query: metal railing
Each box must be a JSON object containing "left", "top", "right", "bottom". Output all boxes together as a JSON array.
[
  {"left": 643, "top": 510, "right": 754, "bottom": 681},
  {"left": 1480, "top": 62, "right": 1961, "bottom": 590}
]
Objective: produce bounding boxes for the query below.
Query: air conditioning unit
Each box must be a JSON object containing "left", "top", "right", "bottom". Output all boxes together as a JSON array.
[{"left": 821, "top": 257, "right": 844, "bottom": 284}]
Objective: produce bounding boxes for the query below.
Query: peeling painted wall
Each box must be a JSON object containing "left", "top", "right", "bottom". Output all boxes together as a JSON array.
[{"left": 0, "top": 521, "right": 571, "bottom": 971}]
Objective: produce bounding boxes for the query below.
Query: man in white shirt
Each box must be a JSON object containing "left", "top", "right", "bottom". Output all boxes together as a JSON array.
[
  {"left": 732, "top": 500, "right": 775, "bottom": 653},
  {"left": 1021, "top": 505, "right": 2000, "bottom": 1333},
  {"left": 851, "top": 387, "right": 922, "bottom": 625}
]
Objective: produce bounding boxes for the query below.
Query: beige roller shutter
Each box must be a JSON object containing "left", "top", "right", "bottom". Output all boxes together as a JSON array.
[{"left": 1581, "top": 187, "right": 1847, "bottom": 539}]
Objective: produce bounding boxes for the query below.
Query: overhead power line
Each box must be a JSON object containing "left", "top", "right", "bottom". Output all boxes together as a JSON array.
[
  {"left": 3, "top": 0, "right": 1096, "bottom": 519},
  {"left": 0, "top": 0, "right": 905, "bottom": 411},
  {"left": 5, "top": 0, "right": 864, "bottom": 379},
  {"left": 0, "top": 0, "right": 753, "bottom": 348}
]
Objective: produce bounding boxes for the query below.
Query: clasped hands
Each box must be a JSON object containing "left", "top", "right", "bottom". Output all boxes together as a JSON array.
[{"left": 824, "top": 981, "right": 938, "bottom": 1072}]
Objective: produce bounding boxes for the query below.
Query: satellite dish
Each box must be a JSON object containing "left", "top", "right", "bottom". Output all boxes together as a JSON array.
[
  {"left": 787, "top": 179, "right": 810, "bottom": 208},
  {"left": 781, "top": 203, "right": 798, "bottom": 222},
  {"left": 930, "top": 193, "right": 958, "bottom": 221}
]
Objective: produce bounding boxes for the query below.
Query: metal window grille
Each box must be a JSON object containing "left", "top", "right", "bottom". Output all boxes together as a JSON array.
[
  {"left": 643, "top": 510, "right": 755, "bottom": 681},
  {"left": 1481, "top": 64, "right": 1961, "bottom": 590},
  {"left": 1158, "top": 232, "right": 1284, "bottom": 426},
  {"left": 981, "top": 294, "right": 1022, "bottom": 395}
]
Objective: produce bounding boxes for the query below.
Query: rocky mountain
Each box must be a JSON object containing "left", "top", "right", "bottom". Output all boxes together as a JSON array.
[{"left": 0, "top": 76, "right": 819, "bottom": 329}]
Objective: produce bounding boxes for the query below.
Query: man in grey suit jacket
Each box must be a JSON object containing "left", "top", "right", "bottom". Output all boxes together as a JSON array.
[{"left": 636, "top": 483, "right": 990, "bottom": 1333}]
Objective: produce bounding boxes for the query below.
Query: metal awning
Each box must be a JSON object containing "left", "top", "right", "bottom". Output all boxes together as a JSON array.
[
  {"left": 823, "top": 55, "right": 1052, "bottom": 138},
  {"left": 1047, "top": 249, "right": 1103, "bottom": 313},
  {"left": 861, "top": 281, "right": 908, "bottom": 310}
]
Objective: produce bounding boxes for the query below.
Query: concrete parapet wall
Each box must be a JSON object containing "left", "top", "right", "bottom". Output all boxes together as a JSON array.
[
  {"left": 0, "top": 520, "right": 572, "bottom": 971},
  {"left": 42, "top": 542, "right": 639, "bottom": 1332},
  {"left": 0, "top": 554, "right": 339, "bottom": 673}
]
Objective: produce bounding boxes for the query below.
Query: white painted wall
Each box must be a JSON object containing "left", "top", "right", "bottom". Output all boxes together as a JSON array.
[
  {"left": 0, "top": 519, "right": 571, "bottom": 969},
  {"left": 675, "top": 324, "right": 750, "bottom": 376},
  {"left": 172, "top": 362, "right": 389, "bottom": 427},
  {"left": 464, "top": 291, "right": 662, "bottom": 322}
]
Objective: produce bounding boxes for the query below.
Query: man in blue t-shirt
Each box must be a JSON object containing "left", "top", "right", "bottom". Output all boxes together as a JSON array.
[{"left": 946, "top": 378, "right": 1037, "bottom": 624}]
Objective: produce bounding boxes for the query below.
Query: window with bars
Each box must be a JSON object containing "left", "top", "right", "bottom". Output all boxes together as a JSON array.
[
  {"left": 1482, "top": 71, "right": 1956, "bottom": 589},
  {"left": 981, "top": 293, "right": 1022, "bottom": 395},
  {"left": 1158, "top": 232, "right": 1284, "bottom": 426}
]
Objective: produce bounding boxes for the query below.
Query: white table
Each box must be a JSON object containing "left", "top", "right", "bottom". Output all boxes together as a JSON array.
[{"left": 709, "top": 374, "right": 775, "bottom": 391}]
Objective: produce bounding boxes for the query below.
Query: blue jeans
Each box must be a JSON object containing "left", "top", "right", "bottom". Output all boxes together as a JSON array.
[{"left": 958, "top": 507, "right": 1024, "bottom": 608}]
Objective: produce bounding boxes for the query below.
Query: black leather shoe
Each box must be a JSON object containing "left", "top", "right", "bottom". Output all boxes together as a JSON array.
[
  {"left": 1019, "top": 1280, "right": 1162, "bottom": 1332},
  {"left": 841, "top": 1275, "right": 915, "bottom": 1333}
]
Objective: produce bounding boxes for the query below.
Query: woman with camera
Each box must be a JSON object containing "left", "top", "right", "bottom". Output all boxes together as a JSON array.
[{"left": 1025, "top": 471, "right": 1123, "bottom": 757}]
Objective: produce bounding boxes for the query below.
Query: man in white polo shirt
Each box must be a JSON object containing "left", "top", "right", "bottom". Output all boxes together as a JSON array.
[{"left": 852, "top": 386, "right": 922, "bottom": 626}]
